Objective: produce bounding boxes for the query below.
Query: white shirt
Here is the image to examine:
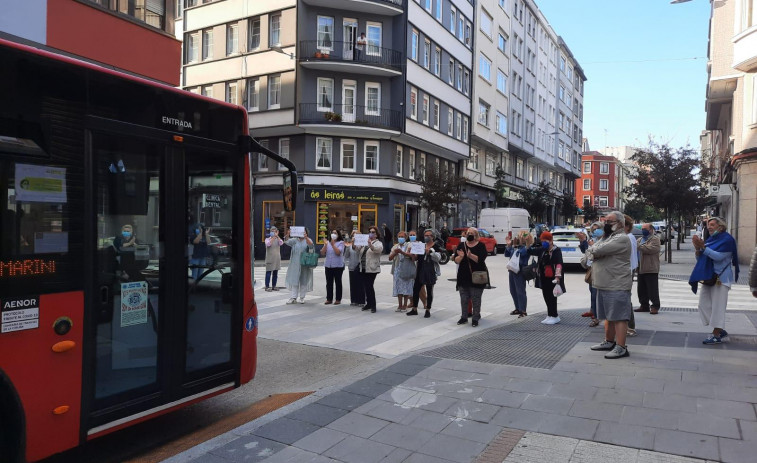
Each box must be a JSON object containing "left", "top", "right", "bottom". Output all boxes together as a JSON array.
[{"left": 627, "top": 233, "right": 638, "bottom": 271}]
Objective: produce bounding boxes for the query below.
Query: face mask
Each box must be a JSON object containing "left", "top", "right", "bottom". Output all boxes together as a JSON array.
[
  {"left": 710, "top": 230, "right": 719, "bottom": 237},
  {"left": 409, "top": 235, "right": 417, "bottom": 242},
  {"left": 642, "top": 229, "right": 650, "bottom": 237},
  {"left": 466, "top": 234, "right": 475, "bottom": 242},
  {"left": 592, "top": 229, "right": 603, "bottom": 239},
  {"left": 398, "top": 237, "right": 406, "bottom": 244},
  {"left": 331, "top": 233, "right": 338, "bottom": 240},
  {"left": 196, "top": 229, "right": 200, "bottom": 234},
  {"left": 122, "top": 231, "right": 132, "bottom": 238},
  {"left": 369, "top": 232, "right": 376, "bottom": 239},
  {"left": 541, "top": 241, "right": 550, "bottom": 249},
  {"left": 604, "top": 224, "right": 614, "bottom": 236},
  {"left": 424, "top": 236, "right": 432, "bottom": 243}
]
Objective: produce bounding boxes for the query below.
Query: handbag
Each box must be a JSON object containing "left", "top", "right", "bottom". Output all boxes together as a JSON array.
[
  {"left": 398, "top": 257, "right": 416, "bottom": 280},
  {"left": 700, "top": 267, "right": 726, "bottom": 286},
  {"left": 467, "top": 258, "right": 489, "bottom": 285},
  {"left": 584, "top": 267, "right": 593, "bottom": 284},
  {"left": 506, "top": 249, "right": 521, "bottom": 273},
  {"left": 521, "top": 258, "right": 538, "bottom": 281},
  {"left": 300, "top": 249, "right": 318, "bottom": 268}
]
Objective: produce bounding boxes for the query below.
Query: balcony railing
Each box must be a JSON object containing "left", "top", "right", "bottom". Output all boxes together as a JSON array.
[
  {"left": 299, "top": 103, "right": 402, "bottom": 132},
  {"left": 377, "top": 0, "right": 403, "bottom": 5},
  {"left": 300, "top": 40, "right": 402, "bottom": 71}
]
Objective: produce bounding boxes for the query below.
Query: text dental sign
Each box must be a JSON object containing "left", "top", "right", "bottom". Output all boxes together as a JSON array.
[{"left": 304, "top": 188, "right": 389, "bottom": 204}]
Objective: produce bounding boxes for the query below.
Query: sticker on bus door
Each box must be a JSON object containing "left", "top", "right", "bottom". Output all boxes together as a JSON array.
[
  {"left": 1, "top": 295, "right": 40, "bottom": 333},
  {"left": 120, "top": 281, "right": 148, "bottom": 327}
]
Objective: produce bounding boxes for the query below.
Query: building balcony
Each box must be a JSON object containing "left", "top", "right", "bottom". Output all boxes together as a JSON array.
[
  {"left": 301, "top": 0, "right": 403, "bottom": 16},
  {"left": 298, "top": 103, "right": 402, "bottom": 138},
  {"left": 733, "top": 26, "right": 757, "bottom": 71},
  {"left": 299, "top": 41, "right": 402, "bottom": 77}
]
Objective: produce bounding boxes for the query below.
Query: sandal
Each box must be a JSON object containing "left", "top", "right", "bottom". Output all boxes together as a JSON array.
[
  {"left": 589, "top": 318, "right": 600, "bottom": 327},
  {"left": 395, "top": 306, "right": 405, "bottom": 312},
  {"left": 518, "top": 312, "right": 528, "bottom": 318}
]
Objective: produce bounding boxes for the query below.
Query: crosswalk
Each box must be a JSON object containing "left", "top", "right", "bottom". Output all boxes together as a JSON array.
[{"left": 658, "top": 278, "right": 756, "bottom": 311}]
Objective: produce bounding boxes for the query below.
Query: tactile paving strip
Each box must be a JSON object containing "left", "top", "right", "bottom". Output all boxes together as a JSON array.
[{"left": 419, "top": 310, "right": 592, "bottom": 369}]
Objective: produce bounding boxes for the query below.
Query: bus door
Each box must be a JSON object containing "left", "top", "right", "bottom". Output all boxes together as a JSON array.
[{"left": 88, "top": 130, "right": 240, "bottom": 430}]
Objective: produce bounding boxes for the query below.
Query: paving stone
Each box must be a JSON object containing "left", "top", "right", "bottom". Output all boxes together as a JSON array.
[
  {"left": 190, "top": 453, "right": 236, "bottom": 463},
  {"left": 592, "top": 365, "right": 639, "bottom": 377},
  {"left": 490, "top": 406, "right": 550, "bottom": 432},
  {"left": 316, "top": 391, "right": 374, "bottom": 411},
  {"left": 440, "top": 419, "right": 503, "bottom": 444},
  {"left": 208, "top": 435, "right": 287, "bottom": 462},
  {"left": 435, "top": 358, "right": 499, "bottom": 374},
  {"left": 322, "top": 435, "right": 396, "bottom": 463},
  {"left": 398, "top": 376, "right": 441, "bottom": 391},
  {"left": 569, "top": 373, "right": 619, "bottom": 389},
  {"left": 252, "top": 418, "right": 321, "bottom": 445},
  {"left": 342, "top": 380, "right": 393, "bottom": 399},
  {"left": 593, "top": 421, "right": 656, "bottom": 450},
  {"left": 697, "top": 397, "right": 757, "bottom": 421},
  {"left": 403, "top": 453, "right": 457, "bottom": 463},
  {"left": 617, "top": 376, "right": 666, "bottom": 393},
  {"left": 502, "top": 432, "right": 577, "bottom": 462},
  {"left": 371, "top": 422, "right": 436, "bottom": 452},
  {"left": 677, "top": 412, "right": 740, "bottom": 439},
  {"left": 572, "top": 439, "right": 640, "bottom": 461},
  {"left": 433, "top": 382, "right": 488, "bottom": 401},
  {"left": 292, "top": 427, "right": 349, "bottom": 454},
  {"left": 652, "top": 429, "right": 719, "bottom": 460},
  {"left": 594, "top": 388, "right": 644, "bottom": 406},
  {"left": 569, "top": 400, "right": 624, "bottom": 422},
  {"left": 405, "top": 355, "right": 441, "bottom": 367},
  {"left": 637, "top": 449, "right": 706, "bottom": 463},
  {"left": 443, "top": 400, "right": 501, "bottom": 423},
  {"left": 327, "top": 412, "right": 390, "bottom": 438},
  {"left": 664, "top": 381, "right": 717, "bottom": 399},
  {"left": 502, "top": 378, "right": 552, "bottom": 394},
  {"left": 416, "top": 433, "right": 487, "bottom": 463},
  {"left": 520, "top": 395, "right": 574, "bottom": 415},
  {"left": 739, "top": 419, "right": 757, "bottom": 440},
  {"left": 367, "top": 371, "right": 417, "bottom": 387},
  {"left": 387, "top": 361, "right": 433, "bottom": 377},
  {"left": 287, "top": 403, "right": 350, "bottom": 427},
  {"left": 621, "top": 407, "right": 681, "bottom": 430},
  {"left": 417, "top": 367, "right": 477, "bottom": 383},
  {"left": 258, "top": 446, "right": 339, "bottom": 463},
  {"left": 653, "top": 359, "right": 700, "bottom": 371},
  {"left": 642, "top": 392, "right": 698, "bottom": 413},
  {"left": 715, "top": 385, "right": 757, "bottom": 403},
  {"left": 479, "top": 388, "right": 529, "bottom": 407},
  {"left": 635, "top": 367, "right": 684, "bottom": 382},
  {"left": 403, "top": 408, "right": 456, "bottom": 433},
  {"left": 718, "top": 437, "right": 757, "bottom": 463},
  {"left": 378, "top": 447, "right": 413, "bottom": 463},
  {"left": 364, "top": 400, "right": 418, "bottom": 423},
  {"left": 546, "top": 383, "right": 599, "bottom": 401},
  {"left": 536, "top": 414, "right": 599, "bottom": 440}
]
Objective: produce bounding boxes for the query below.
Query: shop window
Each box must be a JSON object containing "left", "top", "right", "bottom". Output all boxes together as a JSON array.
[{"left": 262, "top": 201, "right": 295, "bottom": 240}]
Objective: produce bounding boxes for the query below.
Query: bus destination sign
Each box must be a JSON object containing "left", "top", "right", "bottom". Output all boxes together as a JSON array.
[
  {"left": 1, "top": 295, "right": 40, "bottom": 333},
  {"left": 0, "top": 259, "right": 56, "bottom": 278}
]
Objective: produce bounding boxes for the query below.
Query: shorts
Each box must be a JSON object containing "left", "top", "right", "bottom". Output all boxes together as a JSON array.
[{"left": 596, "top": 289, "right": 632, "bottom": 322}]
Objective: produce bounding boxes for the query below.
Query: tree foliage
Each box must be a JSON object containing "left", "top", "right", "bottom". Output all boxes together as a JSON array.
[
  {"left": 493, "top": 165, "right": 508, "bottom": 207},
  {"left": 417, "top": 163, "right": 462, "bottom": 221},
  {"left": 558, "top": 190, "right": 578, "bottom": 221},
  {"left": 623, "top": 198, "right": 662, "bottom": 223},
  {"left": 581, "top": 200, "right": 600, "bottom": 223},
  {"left": 516, "top": 181, "right": 551, "bottom": 222}
]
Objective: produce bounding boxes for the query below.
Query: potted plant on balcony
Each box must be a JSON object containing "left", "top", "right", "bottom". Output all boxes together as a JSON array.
[
  {"left": 324, "top": 112, "right": 342, "bottom": 122},
  {"left": 314, "top": 51, "right": 323, "bottom": 59}
]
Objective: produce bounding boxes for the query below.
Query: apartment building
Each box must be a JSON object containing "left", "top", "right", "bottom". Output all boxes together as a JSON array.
[
  {"left": 700, "top": 0, "right": 757, "bottom": 264},
  {"left": 1, "top": 0, "right": 180, "bottom": 85},
  {"left": 468, "top": 0, "right": 584, "bottom": 226},
  {"left": 178, "top": 0, "right": 474, "bottom": 257},
  {"left": 575, "top": 151, "right": 623, "bottom": 213}
]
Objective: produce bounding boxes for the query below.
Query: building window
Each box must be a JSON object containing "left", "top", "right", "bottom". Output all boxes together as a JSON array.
[
  {"left": 395, "top": 145, "right": 403, "bottom": 176},
  {"left": 367, "top": 22, "right": 382, "bottom": 55},
  {"left": 410, "top": 87, "right": 418, "bottom": 120},
  {"left": 516, "top": 158, "right": 524, "bottom": 178},
  {"left": 422, "top": 95, "right": 429, "bottom": 125},
  {"left": 600, "top": 179, "right": 608, "bottom": 191},
  {"left": 468, "top": 148, "right": 479, "bottom": 170},
  {"left": 463, "top": 116, "right": 469, "bottom": 142},
  {"left": 478, "top": 100, "right": 489, "bottom": 126},
  {"left": 498, "top": 33, "right": 507, "bottom": 53},
  {"left": 424, "top": 39, "right": 431, "bottom": 68},
  {"left": 316, "top": 137, "right": 332, "bottom": 170},
  {"left": 201, "top": 85, "right": 213, "bottom": 98},
  {"left": 583, "top": 179, "right": 591, "bottom": 190},
  {"left": 364, "top": 142, "right": 379, "bottom": 173},
  {"left": 457, "top": 15, "right": 464, "bottom": 42},
  {"left": 463, "top": 69, "right": 470, "bottom": 95},
  {"left": 435, "top": 0, "right": 442, "bottom": 22},
  {"left": 448, "top": 58, "right": 455, "bottom": 85},
  {"left": 599, "top": 196, "right": 608, "bottom": 207},
  {"left": 247, "top": 78, "right": 259, "bottom": 111},
  {"left": 202, "top": 28, "right": 213, "bottom": 60},
  {"left": 226, "top": 23, "right": 238, "bottom": 55},
  {"left": 278, "top": 138, "right": 289, "bottom": 170},
  {"left": 433, "top": 101, "right": 440, "bottom": 129},
  {"left": 456, "top": 113, "right": 462, "bottom": 140},
  {"left": 582, "top": 195, "right": 591, "bottom": 206},
  {"left": 186, "top": 31, "right": 199, "bottom": 63},
  {"left": 434, "top": 47, "right": 441, "bottom": 76},
  {"left": 411, "top": 30, "right": 419, "bottom": 61},
  {"left": 480, "top": 9, "right": 492, "bottom": 37},
  {"left": 497, "top": 69, "right": 507, "bottom": 94},
  {"left": 249, "top": 17, "right": 260, "bottom": 50},
  {"left": 317, "top": 16, "right": 334, "bottom": 50},
  {"left": 341, "top": 139, "right": 356, "bottom": 172},
  {"left": 269, "top": 13, "right": 281, "bottom": 46},
  {"left": 479, "top": 53, "right": 491, "bottom": 82},
  {"left": 600, "top": 162, "right": 609, "bottom": 174},
  {"left": 496, "top": 112, "right": 507, "bottom": 135},
  {"left": 409, "top": 149, "right": 416, "bottom": 179},
  {"left": 366, "top": 82, "right": 380, "bottom": 116},
  {"left": 486, "top": 153, "right": 496, "bottom": 176},
  {"left": 456, "top": 64, "right": 463, "bottom": 90},
  {"left": 258, "top": 140, "right": 269, "bottom": 170},
  {"left": 449, "top": 6, "right": 456, "bottom": 34},
  {"left": 448, "top": 109, "right": 454, "bottom": 136},
  {"left": 465, "top": 21, "right": 472, "bottom": 47},
  {"left": 419, "top": 152, "right": 426, "bottom": 180},
  {"left": 583, "top": 161, "right": 591, "bottom": 173},
  {"left": 268, "top": 74, "right": 281, "bottom": 109},
  {"left": 225, "top": 82, "right": 237, "bottom": 104},
  {"left": 423, "top": 0, "right": 432, "bottom": 13},
  {"left": 317, "top": 78, "right": 333, "bottom": 112}
]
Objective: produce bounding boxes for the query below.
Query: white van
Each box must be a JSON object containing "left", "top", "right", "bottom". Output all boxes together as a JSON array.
[{"left": 478, "top": 208, "right": 531, "bottom": 252}]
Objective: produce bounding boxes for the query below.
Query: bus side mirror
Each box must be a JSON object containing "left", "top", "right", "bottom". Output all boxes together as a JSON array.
[{"left": 283, "top": 171, "right": 297, "bottom": 212}]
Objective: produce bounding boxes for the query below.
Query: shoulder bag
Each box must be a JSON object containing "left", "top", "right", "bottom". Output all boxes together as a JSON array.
[
  {"left": 700, "top": 267, "right": 726, "bottom": 286},
  {"left": 398, "top": 256, "right": 416, "bottom": 280},
  {"left": 300, "top": 248, "right": 319, "bottom": 268},
  {"left": 521, "top": 257, "right": 538, "bottom": 281},
  {"left": 467, "top": 248, "right": 489, "bottom": 285}
]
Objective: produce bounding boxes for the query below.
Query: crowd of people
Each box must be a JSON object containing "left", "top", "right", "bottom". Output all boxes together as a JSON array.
[{"left": 263, "top": 212, "right": 756, "bottom": 352}]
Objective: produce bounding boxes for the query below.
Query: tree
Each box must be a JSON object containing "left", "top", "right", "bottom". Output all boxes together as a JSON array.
[
  {"left": 493, "top": 165, "right": 509, "bottom": 207},
  {"left": 625, "top": 141, "right": 705, "bottom": 262},
  {"left": 516, "top": 181, "right": 551, "bottom": 223},
  {"left": 582, "top": 200, "right": 600, "bottom": 223},
  {"left": 417, "top": 163, "right": 462, "bottom": 224},
  {"left": 558, "top": 191, "right": 578, "bottom": 223},
  {"left": 623, "top": 198, "right": 662, "bottom": 223}
]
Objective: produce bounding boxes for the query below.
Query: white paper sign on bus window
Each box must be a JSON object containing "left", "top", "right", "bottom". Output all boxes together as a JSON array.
[
  {"left": 120, "top": 281, "right": 148, "bottom": 327},
  {"left": 14, "top": 164, "right": 67, "bottom": 203}
]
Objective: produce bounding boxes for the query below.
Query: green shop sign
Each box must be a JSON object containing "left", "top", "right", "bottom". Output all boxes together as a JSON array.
[{"left": 305, "top": 188, "right": 389, "bottom": 204}]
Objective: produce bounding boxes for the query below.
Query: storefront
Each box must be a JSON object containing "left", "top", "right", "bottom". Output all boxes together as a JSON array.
[{"left": 305, "top": 187, "right": 390, "bottom": 244}]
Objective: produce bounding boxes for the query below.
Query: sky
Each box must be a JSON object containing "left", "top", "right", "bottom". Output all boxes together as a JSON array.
[{"left": 534, "top": 0, "right": 711, "bottom": 152}]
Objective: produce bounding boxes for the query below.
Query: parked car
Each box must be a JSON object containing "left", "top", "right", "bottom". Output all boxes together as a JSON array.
[
  {"left": 208, "top": 234, "right": 230, "bottom": 264},
  {"left": 445, "top": 228, "right": 498, "bottom": 256},
  {"left": 550, "top": 228, "right": 586, "bottom": 265}
]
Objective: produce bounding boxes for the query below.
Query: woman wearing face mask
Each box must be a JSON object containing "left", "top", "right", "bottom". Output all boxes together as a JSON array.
[
  {"left": 505, "top": 232, "right": 534, "bottom": 318},
  {"left": 283, "top": 227, "right": 315, "bottom": 304},
  {"left": 264, "top": 226, "right": 283, "bottom": 291},
  {"left": 407, "top": 229, "right": 441, "bottom": 318},
  {"left": 320, "top": 228, "right": 345, "bottom": 305},
  {"left": 357, "top": 226, "right": 383, "bottom": 313},
  {"left": 389, "top": 231, "right": 414, "bottom": 312},
  {"left": 343, "top": 230, "right": 366, "bottom": 307},
  {"left": 454, "top": 227, "right": 489, "bottom": 327},
  {"left": 579, "top": 223, "right": 604, "bottom": 327},
  {"left": 530, "top": 231, "right": 566, "bottom": 325}
]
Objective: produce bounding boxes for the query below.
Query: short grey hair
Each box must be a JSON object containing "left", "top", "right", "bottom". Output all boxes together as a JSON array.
[
  {"left": 590, "top": 221, "right": 603, "bottom": 229},
  {"left": 708, "top": 216, "right": 727, "bottom": 231},
  {"left": 607, "top": 211, "right": 625, "bottom": 227}
]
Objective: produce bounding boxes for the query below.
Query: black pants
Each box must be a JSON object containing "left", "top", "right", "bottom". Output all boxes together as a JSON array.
[
  {"left": 349, "top": 270, "right": 365, "bottom": 304},
  {"left": 540, "top": 277, "right": 558, "bottom": 317},
  {"left": 360, "top": 271, "right": 377, "bottom": 308},
  {"left": 325, "top": 267, "right": 344, "bottom": 302},
  {"left": 637, "top": 273, "right": 660, "bottom": 309},
  {"left": 412, "top": 280, "right": 434, "bottom": 309}
]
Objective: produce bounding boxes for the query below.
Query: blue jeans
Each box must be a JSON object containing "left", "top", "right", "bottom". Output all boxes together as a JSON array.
[
  {"left": 265, "top": 270, "right": 278, "bottom": 288},
  {"left": 509, "top": 271, "right": 527, "bottom": 313},
  {"left": 190, "top": 257, "right": 205, "bottom": 280},
  {"left": 589, "top": 284, "right": 597, "bottom": 317}
]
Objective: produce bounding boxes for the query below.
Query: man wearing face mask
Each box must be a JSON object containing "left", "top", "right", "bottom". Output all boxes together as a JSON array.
[
  {"left": 583, "top": 211, "right": 633, "bottom": 359},
  {"left": 579, "top": 222, "right": 604, "bottom": 327},
  {"left": 357, "top": 226, "right": 383, "bottom": 313},
  {"left": 635, "top": 223, "right": 661, "bottom": 314}
]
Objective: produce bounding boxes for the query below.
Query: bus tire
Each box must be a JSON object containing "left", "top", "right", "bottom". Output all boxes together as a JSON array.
[{"left": 0, "top": 374, "right": 25, "bottom": 463}]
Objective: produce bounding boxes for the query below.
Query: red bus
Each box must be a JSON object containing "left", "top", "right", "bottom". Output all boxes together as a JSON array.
[{"left": 0, "top": 39, "right": 296, "bottom": 462}]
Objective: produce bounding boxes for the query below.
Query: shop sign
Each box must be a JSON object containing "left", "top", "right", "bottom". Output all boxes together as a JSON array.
[
  {"left": 305, "top": 188, "right": 389, "bottom": 204},
  {"left": 203, "top": 193, "right": 222, "bottom": 208}
]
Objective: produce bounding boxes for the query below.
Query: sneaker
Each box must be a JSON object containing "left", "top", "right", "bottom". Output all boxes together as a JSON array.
[
  {"left": 424, "top": 310, "right": 431, "bottom": 318},
  {"left": 265, "top": 287, "right": 272, "bottom": 292},
  {"left": 457, "top": 318, "right": 468, "bottom": 325},
  {"left": 720, "top": 329, "right": 729, "bottom": 340},
  {"left": 286, "top": 298, "right": 297, "bottom": 304},
  {"left": 581, "top": 311, "right": 593, "bottom": 317},
  {"left": 542, "top": 316, "right": 560, "bottom": 325},
  {"left": 626, "top": 329, "right": 637, "bottom": 337},
  {"left": 604, "top": 344, "right": 629, "bottom": 359},
  {"left": 703, "top": 334, "right": 723, "bottom": 345},
  {"left": 298, "top": 298, "right": 305, "bottom": 304},
  {"left": 551, "top": 316, "right": 561, "bottom": 324},
  {"left": 395, "top": 307, "right": 405, "bottom": 312},
  {"left": 406, "top": 309, "right": 418, "bottom": 316},
  {"left": 590, "top": 340, "right": 616, "bottom": 351},
  {"left": 649, "top": 307, "right": 659, "bottom": 314},
  {"left": 472, "top": 320, "right": 478, "bottom": 327},
  {"left": 541, "top": 317, "right": 551, "bottom": 324},
  {"left": 272, "top": 287, "right": 280, "bottom": 291}
]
